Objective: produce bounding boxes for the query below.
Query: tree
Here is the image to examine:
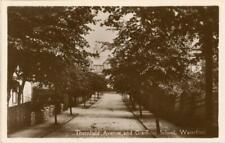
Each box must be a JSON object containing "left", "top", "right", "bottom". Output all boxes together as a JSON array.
[
  {"left": 88, "top": 72, "right": 107, "bottom": 98},
  {"left": 102, "top": 7, "right": 218, "bottom": 136},
  {"left": 8, "top": 7, "right": 99, "bottom": 124}
]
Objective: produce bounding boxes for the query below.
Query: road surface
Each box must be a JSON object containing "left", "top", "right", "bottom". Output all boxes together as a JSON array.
[{"left": 45, "top": 92, "right": 150, "bottom": 137}]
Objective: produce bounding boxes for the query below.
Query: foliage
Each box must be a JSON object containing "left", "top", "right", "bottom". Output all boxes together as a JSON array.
[
  {"left": 8, "top": 7, "right": 99, "bottom": 103},
  {"left": 9, "top": 7, "right": 95, "bottom": 79},
  {"left": 102, "top": 7, "right": 218, "bottom": 116}
]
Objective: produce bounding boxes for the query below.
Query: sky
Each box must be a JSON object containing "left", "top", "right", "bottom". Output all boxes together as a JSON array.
[{"left": 85, "top": 12, "right": 117, "bottom": 65}]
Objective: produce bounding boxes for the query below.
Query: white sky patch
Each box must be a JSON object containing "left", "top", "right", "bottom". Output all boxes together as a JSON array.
[
  {"left": 84, "top": 11, "right": 134, "bottom": 65},
  {"left": 85, "top": 11, "right": 117, "bottom": 65}
]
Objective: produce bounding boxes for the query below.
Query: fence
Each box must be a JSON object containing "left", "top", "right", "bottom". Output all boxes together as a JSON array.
[
  {"left": 7, "top": 102, "right": 32, "bottom": 133},
  {"left": 123, "top": 87, "right": 218, "bottom": 132},
  {"left": 144, "top": 88, "right": 218, "bottom": 129}
]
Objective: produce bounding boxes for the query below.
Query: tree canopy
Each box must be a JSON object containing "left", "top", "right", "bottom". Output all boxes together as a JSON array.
[
  {"left": 102, "top": 7, "right": 218, "bottom": 135},
  {"left": 102, "top": 6, "right": 218, "bottom": 95},
  {"left": 8, "top": 7, "right": 98, "bottom": 84}
]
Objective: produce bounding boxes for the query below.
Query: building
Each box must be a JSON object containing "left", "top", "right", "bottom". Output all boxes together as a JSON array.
[
  {"left": 8, "top": 68, "right": 33, "bottom": 107},
  {"left": 89, "top": 44, "right": 112, "bottom": 74},
  {"left": 9, "top": 81, "right": 33, "bottom": 107}
]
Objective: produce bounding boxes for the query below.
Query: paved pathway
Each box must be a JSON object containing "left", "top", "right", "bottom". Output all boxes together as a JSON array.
[
  {"left": 8, "top": 92, "right": 205, "bottom": 138},
  {"left": 45, "top": 92, "right": 148, "bottom": 137}
]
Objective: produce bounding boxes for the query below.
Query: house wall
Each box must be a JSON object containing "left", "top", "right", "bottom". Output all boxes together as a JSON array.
[{"left": 9, "top": 81, "right": 32, "bottom": 107}]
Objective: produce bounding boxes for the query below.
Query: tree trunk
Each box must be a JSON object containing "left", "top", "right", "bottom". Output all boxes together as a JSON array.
[
  {"left": 69, "top": 95, "right": 72, "bottom": 115},
  {"left": 129, "top": 96, "right": 135, "bottom": 110},
  {"left": 54, "top": 104, "right": 58, "bottom": 124},
  {"left": 155, "top": 101, "right": 161, "bottom": 135},
  {"left": 54, "top": 88, "right": 58, "bottom": 124},
  {"left": 17, "top": 80, "right": 26, "bottom": 105},
  {"left": 83, "top": 96, "right": 86, "bottom": 108},
  {"left": 155, "top": 116, "right": 160, "bottom": 135},
  {"left": 139, "top": 104, "right": 143, "bottom": 117},
  {"left": 203, "top": 13, "right": 215, "bottom": 136},
  {"left": 154, "top": 84, "right": 161, "bottom": 135},
  {"left": 204, "top": 34, "right": 214, "bottom": 136},
  {"left": 69, "top": 106, "right": 72, "bottom": 115}
]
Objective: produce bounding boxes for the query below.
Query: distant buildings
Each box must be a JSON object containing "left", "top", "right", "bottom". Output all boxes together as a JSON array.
[
  {"left": 89, "top": 44, "right": 112, "bottom": 74},
  {"left": 90, "top": 60, "right": 111, "bottom": 74}
]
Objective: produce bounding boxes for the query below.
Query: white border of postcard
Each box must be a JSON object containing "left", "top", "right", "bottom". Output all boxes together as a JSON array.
[{"left": 1, "top": 0, "right": 225, "bottom": 142}]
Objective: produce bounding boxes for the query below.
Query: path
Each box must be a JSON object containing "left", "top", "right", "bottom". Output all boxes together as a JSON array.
[
  {"left": 45, "top": 92, "right": 149, "bottom": 137},
  {"left": 9, "top": 92, "right": 153, "bottom": 138}
]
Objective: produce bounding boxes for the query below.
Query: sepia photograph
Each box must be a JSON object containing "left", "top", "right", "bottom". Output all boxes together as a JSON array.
[{"left": 3, "top": 5, "right": 220, "bottom": 139}]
